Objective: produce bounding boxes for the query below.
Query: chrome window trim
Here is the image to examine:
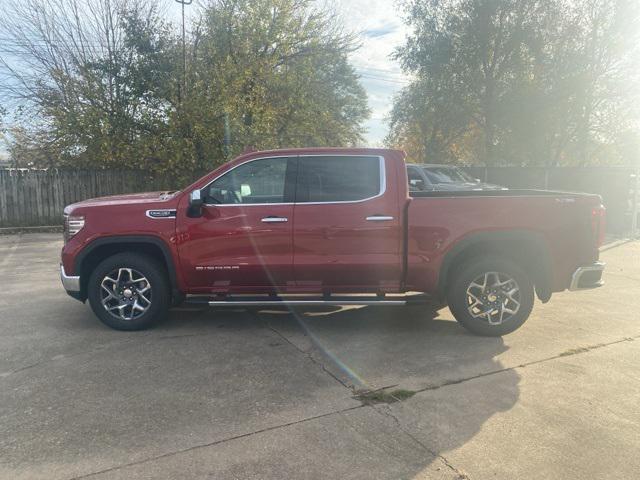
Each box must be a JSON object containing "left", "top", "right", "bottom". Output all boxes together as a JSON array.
[{"left": 201, "top": 154, "right": 386, "bottom": 207}]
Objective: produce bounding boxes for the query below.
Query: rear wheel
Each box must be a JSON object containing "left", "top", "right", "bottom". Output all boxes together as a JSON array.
[
  {"left": 447, "top": 256, "right": 534, "bottom": 336},
  {"left": 87, "top": 253, "right": 170, "bottom": 331}
]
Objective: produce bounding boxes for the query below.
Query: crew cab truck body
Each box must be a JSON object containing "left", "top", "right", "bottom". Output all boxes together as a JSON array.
[{"left": 60, "top": 148, "right": 606, "bottom": 336}]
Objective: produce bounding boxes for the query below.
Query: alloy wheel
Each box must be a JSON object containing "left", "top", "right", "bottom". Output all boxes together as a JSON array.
[
  {"left": 466, "top": 271, "right": 521, "bottom": 325},
  {"left": 100, "top": 268, "right": 152, "bottom": 321}
]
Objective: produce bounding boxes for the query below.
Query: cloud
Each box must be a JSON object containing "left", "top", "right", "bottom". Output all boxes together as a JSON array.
[
  {"left": 324, "top": 0, "right": 410, "bottom": 146},
  {"left": 364, "top": 26, "right": 396, "bottom": 38}
]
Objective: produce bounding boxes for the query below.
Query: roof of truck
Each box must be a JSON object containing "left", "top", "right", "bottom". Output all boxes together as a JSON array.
[{"left": 239, "top": 147, "right": 406, "bottom": 158}]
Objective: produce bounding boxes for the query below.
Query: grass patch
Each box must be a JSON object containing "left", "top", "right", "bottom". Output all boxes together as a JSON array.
[
  {"left": 354, "top": 388, "right": 416, "bottom": 405},
  {"left": 559, "top": 343, "right": 606, "bottom": 357},
  {"left": 559, "top": 347, "right": 591, "bottom": 357}
]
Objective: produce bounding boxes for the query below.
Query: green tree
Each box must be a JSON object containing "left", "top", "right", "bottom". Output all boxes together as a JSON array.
[
  {"left": 0, "top": 0, "right": 369, "bottom": 181},
  {"left": 389, "top": 0, "right": 640, "bottom": 167},
  {"left": 0, "top": 0, "right": 180, "bottom": 169},
  {"left": 186, "top": 0, "right": 368, "bottom": 153}
]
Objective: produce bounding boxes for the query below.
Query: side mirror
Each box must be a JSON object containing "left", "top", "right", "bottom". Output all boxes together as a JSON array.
[
  {"left": 475, "top": 178, "right": 482, "bottom": 184},
  {"left": 188, "top": 189, "right": 204, "bottom": 218}
]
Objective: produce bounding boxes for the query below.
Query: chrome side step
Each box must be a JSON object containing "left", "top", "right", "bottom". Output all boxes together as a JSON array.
[
  {"left": 208, "top": 299, "right": 407, "bottom": 306},
  {"left": 186, "top": 294, "right": 430, "bottom": 307}
]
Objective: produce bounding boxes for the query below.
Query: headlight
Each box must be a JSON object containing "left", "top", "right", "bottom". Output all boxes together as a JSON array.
[{"left": 63, "top": 214, "right": 85, "bottom": 243}]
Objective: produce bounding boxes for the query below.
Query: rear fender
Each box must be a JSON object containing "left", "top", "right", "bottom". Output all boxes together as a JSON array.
[{"left": 437, "top": 230, "right": 553, "bottom": 303}]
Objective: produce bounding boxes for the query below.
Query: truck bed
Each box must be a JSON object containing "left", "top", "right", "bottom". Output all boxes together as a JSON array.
[{"left": 406, "top": 189, "right": 603, "bottom": 294}]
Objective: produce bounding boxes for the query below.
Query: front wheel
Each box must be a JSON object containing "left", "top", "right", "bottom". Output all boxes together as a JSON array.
[
  {"left": 447, "top": 256, "right": 534, "bottom": 336},
  {"left": 87, "top": 253, "right": 170, "bottom": 331}
]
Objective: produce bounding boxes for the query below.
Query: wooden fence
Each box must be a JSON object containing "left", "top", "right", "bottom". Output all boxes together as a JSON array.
[
  {"left": 0, "top": 166, "right": 636, "bottom": 232},
  {"left": 0, "top": 169, "right": 177, "bottom": 228}
]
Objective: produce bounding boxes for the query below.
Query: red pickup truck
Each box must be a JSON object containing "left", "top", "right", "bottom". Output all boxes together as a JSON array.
[{"left": 60, "top": 148, "right": 605, "bottom": 336}]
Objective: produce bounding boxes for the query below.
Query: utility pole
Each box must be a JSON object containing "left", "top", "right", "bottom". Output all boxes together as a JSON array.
[{"left": 175, "top": 0, "right": 192, "bottom": 101}]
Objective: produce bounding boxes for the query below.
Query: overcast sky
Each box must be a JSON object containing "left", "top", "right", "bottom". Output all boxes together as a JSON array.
[{"left": 168, "top": 0, "right": 411, "bottom": 147}]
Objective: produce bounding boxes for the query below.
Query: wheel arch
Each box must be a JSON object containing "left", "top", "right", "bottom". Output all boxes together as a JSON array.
[
  {"left": 75, "top": 236, "right": 180, "bottom": 302},
  {"left": 437, "top": 230, "right": 553, "bottom": 304}
]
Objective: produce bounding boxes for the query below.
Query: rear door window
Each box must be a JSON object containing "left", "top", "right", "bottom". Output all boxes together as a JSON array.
[{"left": 296, "top": 156, "right": 382, "bottom": 203}]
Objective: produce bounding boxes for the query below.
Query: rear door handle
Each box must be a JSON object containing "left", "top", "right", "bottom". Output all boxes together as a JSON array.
[
  {"left": 261, "top": 216, "right": 288, "bottom": 223},
  {"left": 366, "top": 215, "right": 394, "bottom": 222}
]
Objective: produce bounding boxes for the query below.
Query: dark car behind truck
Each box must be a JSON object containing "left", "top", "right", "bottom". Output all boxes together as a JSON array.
[
  {"left": 407, "top": 163, "right": 508, "bottom": 192},
  {"left": 61, "top": 148, "right": 605, "bottom": 336}
]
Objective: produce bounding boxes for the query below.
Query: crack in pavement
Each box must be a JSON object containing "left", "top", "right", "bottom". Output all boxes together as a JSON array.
[
  {"left": 370, "top": 402, "right": 470, "bottom": 480},
  {"left": 66, "top": 405, "right": 365, "bottom": 480},
  {"left": 0, "top": 315, "right": 253, "bottom": 380},
  {"left": 0, "top": 331, "right": 223, "bottom": 380},
  {"left": 411, "top": 335, "right": 638, "bottom": 396},
  {"left": 0, "top": 339, "right": 142, "bottom": 379},
  {"left": 255, "top": 312, "right": 364, "bottom": 391}
]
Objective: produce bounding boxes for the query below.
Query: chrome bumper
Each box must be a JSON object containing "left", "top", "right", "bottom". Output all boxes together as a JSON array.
[
  {"left": 60, "top": 264, "right": 81, "bottom": 293},
  {"left": 569, "top": 262, "right": 605, "bottom": 291}
]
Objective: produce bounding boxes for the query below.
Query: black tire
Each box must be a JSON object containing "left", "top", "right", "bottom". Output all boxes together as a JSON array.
[
  {"left": 87, "top": 253, "right": 170, "bottom": 331},
  {"left": 447, "top": 255, "right": 534, "bottom": 336}
]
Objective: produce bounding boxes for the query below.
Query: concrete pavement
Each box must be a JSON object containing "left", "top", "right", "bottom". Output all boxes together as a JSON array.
[{"left": 0, "top": 233, "right": 639, "bottom": 479}]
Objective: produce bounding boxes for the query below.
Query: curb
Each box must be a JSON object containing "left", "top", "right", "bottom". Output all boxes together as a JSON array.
[
  {"left": 600, "top": 237, "right": 636, "bottom": 252},
  {"left": 0, "top": 226, "right": 63, "bottom": 235}
]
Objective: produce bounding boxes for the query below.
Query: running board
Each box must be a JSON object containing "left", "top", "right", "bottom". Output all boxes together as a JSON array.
[{"left": 185, "top": 294, "right": 430, "bottom": 307}]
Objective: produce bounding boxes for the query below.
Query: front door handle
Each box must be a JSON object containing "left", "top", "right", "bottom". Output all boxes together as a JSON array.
[
  {"left": 366, "top": 215, "right": 394, "bottom": 221},
  {"left": 262, "top": 216, "right": 288, "bottom": 223}
]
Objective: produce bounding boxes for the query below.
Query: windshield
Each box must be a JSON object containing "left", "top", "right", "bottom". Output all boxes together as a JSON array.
[{"left": 422, "top": 166, "right": 475, "bottom": 184}]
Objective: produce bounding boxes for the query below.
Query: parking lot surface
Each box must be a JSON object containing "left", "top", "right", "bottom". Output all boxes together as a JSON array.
[{"left": 1, "top": 234, "right": 639, "bottom": 479}]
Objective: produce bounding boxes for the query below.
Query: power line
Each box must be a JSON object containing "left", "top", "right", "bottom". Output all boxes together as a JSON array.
[
  {"left": 354, "top": 65, "right": 406, "bottom": 75},
  {"left": 358, "top": 73, "right": 411, "bottom": 85}
]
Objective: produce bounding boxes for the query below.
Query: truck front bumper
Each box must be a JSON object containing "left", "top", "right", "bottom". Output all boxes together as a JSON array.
[
  {"left": 569, "top": 262, "right": 605, "bottom": 291},
  {"left": 60, "top": 264, "right": 83, "bottom": 301}
]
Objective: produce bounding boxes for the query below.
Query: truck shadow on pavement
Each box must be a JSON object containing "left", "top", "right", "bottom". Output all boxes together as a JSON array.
[
  {"left": 252, "top": 303, "right": 518, "bottom": 392},
  {"left": 257, "top": 303, "right": 521, "bottom": 475},
  {"left": 164, "top": 303, "right": 521, "bottom": 476}
]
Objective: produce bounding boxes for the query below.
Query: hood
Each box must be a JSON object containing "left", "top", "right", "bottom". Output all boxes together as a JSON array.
[{"left": 64, "top": 191, "right": 179, "bottom": 212}]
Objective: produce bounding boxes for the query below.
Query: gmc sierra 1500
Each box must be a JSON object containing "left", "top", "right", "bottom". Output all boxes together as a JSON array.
[{"left": 60, "top": 148, "right": 605, "bottom": 336}]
